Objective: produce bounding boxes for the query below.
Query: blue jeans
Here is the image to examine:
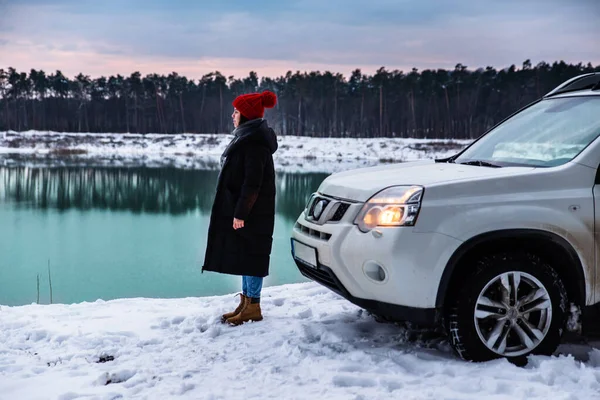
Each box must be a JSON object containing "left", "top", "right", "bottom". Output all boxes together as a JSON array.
[{"left": 242, "top": 276, "right": 263, "bottom": 299}]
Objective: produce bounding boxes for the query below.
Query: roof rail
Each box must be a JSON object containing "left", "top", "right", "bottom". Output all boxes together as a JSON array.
[{"left": 544, "top": 73, "right": 600, "bottom": 98}]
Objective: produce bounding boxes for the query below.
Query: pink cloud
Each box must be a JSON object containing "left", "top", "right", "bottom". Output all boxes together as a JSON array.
[{"left": 0, "top": 40, "right": 449, "bottom": 79}]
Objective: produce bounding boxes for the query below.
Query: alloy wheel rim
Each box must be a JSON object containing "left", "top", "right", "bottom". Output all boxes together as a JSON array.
[{"left": 473, "top": 271, "right": 552, "bottom": 357}]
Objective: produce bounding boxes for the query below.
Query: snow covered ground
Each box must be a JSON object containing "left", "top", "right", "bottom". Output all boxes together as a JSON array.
[
  {"left": 0, "top": 131, "right": 471, "bottom": 173},
  {"left": 2, "top": 131, "right": 598, "bottom": 399},
  {"left": 1, "top": 282, "right": 599, "bottom": 400}
]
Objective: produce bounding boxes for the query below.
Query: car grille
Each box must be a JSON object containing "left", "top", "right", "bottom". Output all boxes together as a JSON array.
[
  {"left": 305, "top": 195, "right": 352, "bottom": 224},
  {"left": 297, "top": 264, "right": 341, "bottom": 295},
  {"left": 294, "top": 222, "right": 332, "bottom": 241},
  {"left": 330, "top": 203, "right": 350, "bottom": 221}
]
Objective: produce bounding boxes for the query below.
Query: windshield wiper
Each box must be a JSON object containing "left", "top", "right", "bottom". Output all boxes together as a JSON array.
[
  {"left": 458, "top": 160, "right": 502, "bottom": 168},
  {"left": 435, "top": 156, "right": 456, "bottom": 163}
]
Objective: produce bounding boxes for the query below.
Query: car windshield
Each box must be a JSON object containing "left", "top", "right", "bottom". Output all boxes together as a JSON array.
[{"left": 454, "top": 96, "right": 600, "bottom": 168}]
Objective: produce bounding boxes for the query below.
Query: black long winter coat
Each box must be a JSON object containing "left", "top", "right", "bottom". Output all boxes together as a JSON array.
[{"left": 202, "top": 119, "right": 278, "bottom": 278}]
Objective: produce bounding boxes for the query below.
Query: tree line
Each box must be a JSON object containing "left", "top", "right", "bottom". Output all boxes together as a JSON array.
[{"left": 1, "top": 60, "right": 598, "bottom": 139}]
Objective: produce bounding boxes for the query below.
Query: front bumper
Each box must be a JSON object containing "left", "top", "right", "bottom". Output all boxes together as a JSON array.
[
  {"left": 294, "top": 258, "right": 439, "bottom": 326},
  {"left": 291, "top": 205, "right": 463, "bottom": 323}
]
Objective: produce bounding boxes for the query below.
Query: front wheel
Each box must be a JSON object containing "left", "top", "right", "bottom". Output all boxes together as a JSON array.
[{"left": 446, "top": 252, "right": 568, "bottom": 362}]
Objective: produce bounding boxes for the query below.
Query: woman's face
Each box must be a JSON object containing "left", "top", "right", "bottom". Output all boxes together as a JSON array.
[{"left": 232, "top": 108, "right": 241, "bottom": 128}]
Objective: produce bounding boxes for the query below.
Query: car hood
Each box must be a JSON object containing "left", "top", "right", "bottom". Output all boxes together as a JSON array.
[{"left": 318, "top": 160, "right": 534, "bottom": 202}]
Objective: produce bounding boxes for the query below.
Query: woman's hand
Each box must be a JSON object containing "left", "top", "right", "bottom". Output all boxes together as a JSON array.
[{"left": 233, "top": 218, "right": 245, "bottom": 230}]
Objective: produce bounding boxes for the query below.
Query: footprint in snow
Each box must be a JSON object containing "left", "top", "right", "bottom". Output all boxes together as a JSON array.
[
  {"left": 272, "top": 298, "right": 285, "bottom": 307},
  {"left": 171, "top": 316, "right": 185, "bottom": 325},
  {"left": 94, "top": 369, "right": 136, "bottom": 386},
  {"left": 332, "top": 375, "right": 377, "bottom": 388},
  {"left": 338, "top": 364, "right": 368, "bottom": 373},
  {"left": 297, "top": 308, "right": 313, "bottom": 319},
  {"left": 137, "top": 338, "right": 162, "bottom": 347},
  {"left": 175, "top": 383, "right": 195, "bottom": 395},
  {"left": 203, "top": 325, "right": 221, "bottom": 338},
  {"left": 301, "top": 325, "right": 321, "bottom": 344},
  {"left": 27, "top": 330, "right": 48, "bottom": 342},
  {"left": 182, "top": 370, "right": 200, "bottom": 380},
  {"left": 379, "top": 379, "right": 404, "bottom": 392},
  {"left": 53, "top": 335, "right": 70, "bottom": 344},
  {"left": 159, "top": 320, "right": 171, "bottom": 329}
]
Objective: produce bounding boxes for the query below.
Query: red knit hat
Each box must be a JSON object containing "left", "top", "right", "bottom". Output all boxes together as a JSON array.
[{"left": 232, "top": 90, "right": 277, "bottom": 120}]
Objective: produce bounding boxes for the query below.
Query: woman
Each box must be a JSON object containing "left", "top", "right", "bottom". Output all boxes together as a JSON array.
[{"left": 202, "top": 90, "right": 278, "bottom": 326}]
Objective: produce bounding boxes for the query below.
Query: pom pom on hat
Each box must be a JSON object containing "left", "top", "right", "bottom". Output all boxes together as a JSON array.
[
  {"left": 261, "top": 90, "right": 277, "bottom": 108},
  {"left": 233, "top": 90, "right": 278, "bottom": 120}
]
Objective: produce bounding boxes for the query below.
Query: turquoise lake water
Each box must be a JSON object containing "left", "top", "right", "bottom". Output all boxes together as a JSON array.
[{"left": 0, "top": 163, "right": 329, "bottom": 306}]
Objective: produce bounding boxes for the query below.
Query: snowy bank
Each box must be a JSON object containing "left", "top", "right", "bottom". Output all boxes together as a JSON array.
[
  {"left": 0, "top": 131, "right": 471, "bottom": 173},
  {"left": 1, "top": 282, "right": 599, "bottom": 400}
]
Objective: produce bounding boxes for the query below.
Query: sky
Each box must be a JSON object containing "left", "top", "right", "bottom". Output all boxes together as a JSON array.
[{"left": 0, "top": 0, "right": 598, "bottom": 80}]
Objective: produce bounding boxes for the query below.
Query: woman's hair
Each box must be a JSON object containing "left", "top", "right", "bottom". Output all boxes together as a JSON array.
[{"left": 239, "top": 113, "right": 250, "bottom": 125}]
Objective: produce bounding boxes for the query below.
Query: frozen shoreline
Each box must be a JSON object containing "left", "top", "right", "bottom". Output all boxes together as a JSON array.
[{"left": 0, "top": 130, "right": 471, "bottom": 173}]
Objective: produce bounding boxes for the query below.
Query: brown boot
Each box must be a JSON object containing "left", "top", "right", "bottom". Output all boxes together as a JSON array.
[
  {"left": 221, "top": 294, "right": 247, "bottom": 323},
  {"left": 226, "top": 300, "right": 263, "bottom": 326}
]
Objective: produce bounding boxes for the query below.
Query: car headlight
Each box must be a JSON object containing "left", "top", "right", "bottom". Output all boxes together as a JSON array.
[{"left": 354, "top": 185, "right": 423, "bottom": 232}]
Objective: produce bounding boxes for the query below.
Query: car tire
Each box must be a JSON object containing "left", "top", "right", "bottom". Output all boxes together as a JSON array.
[{"left": 446, "top": 252, "right": 568, "bottom": 363}]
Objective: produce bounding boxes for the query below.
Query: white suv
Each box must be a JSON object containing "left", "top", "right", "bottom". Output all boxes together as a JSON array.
[{"left": 291, "top": 73, "right": 600, "bottom": 362}]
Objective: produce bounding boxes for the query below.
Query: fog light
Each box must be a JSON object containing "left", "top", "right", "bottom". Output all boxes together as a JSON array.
[{"left": 363, "top": 261, "right": 387, "bottom": 283}]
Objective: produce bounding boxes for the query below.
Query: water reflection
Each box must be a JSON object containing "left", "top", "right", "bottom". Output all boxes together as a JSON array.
[
  {"left": 0, "top": 161, "right": 334, "bottom": 306},
  {"left": 0, "top": 166, "right": 328, "bottom": 222}
]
